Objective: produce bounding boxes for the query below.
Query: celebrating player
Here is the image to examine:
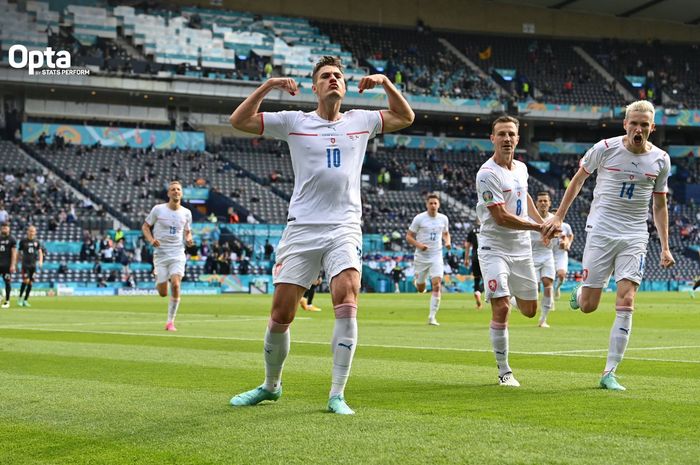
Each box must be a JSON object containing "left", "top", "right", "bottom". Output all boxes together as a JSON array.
[
  {"left": 530, "top": 192, "right": 556, "bottom": 328},
  {"left": 542, "top": 100, "right": 675, "bottom": 391},
  {"left": 476, "top": 115, "right": 547, "bottom": 387},
  {"left": 17, "top": 225, "right": 43, "bottom": 307},
  {"left": 228, "top": 56, "right": 414, "bottom": 414},
  {"left": 142, "top": 181, "right": 194, "bottom": 332},
  {"left": 0, "top": 223, "right": 17, "bottom": 309},
  {"left": 406, "top": 193, "right": 451, "bottom": 325}
]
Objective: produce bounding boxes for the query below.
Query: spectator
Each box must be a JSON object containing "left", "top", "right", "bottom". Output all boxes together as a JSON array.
[{"left": 264, "top": 239, "right": 274, "bottom": 260}]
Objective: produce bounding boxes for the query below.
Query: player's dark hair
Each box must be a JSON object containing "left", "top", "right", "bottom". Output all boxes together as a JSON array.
[
  {"left": 537, "top": 191, "right": 551, "bottom": 199},
  {"left": 426, "top": 193, "right": 440, "bottom": 201},
  {"left": 312, "top": 56, "right": 343, "bottom": 83},
  {"left": 0, "top": 222, "right": 8, "bottom": 228},
  {"left": 491, "top": 115, "right": 520, "bottom": 133}
]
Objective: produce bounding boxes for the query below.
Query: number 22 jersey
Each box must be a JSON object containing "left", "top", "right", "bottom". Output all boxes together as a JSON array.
[
  {"left": 581, "top": 136, "right": 670, "bottom": 239},
  {"left": 262, "top": 110, "right": 383, "bottom": 226}
]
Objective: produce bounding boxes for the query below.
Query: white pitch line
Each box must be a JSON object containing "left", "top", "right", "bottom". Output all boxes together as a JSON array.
[
  {"left": 0, "top": 317, "right": 283, "bottom": 328},
  {"left": 0, "top": 327, "right": 699, "bottom": 364},
  {"left": 531, "top": 345, "right": 700, "bottom": 355}
]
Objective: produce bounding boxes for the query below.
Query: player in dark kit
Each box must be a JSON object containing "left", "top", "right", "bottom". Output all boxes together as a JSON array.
[
  {"left": 0, "top": 223, "right": 18, "bottom": 309},
  {"left": 465, "top": 219, "right": 484, "bottom": 310},
  {"left": 18, "top": 225, "right": 43, "bottom": 307}
]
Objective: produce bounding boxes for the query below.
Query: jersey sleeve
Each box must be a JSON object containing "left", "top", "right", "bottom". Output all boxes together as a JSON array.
[
  {"left": 261, "top": 111, "right": 298, "bottom": 141},
  {"left": 185, "top": 210, "right": 193, "bottom": 231},
  {"left": 368, "top": 110, "right": 383, "bottom": 138},
  {"left": 654, "top": 153, "right": 671, "bottom": 194},
  {"left": 442, "top": 216, "right": 449, "bottom": 233},
  {"left": 408, "top": 215, "right": 421, "bottom": 234},
  {"left": 476, "top": 169, "right": 505, "bottom": 206},
  {"left": 580, "top": 140, "right": 606, "bottom": 174},
  {"left": 145, "top": 206, "right": 158, "bottom": 226}
]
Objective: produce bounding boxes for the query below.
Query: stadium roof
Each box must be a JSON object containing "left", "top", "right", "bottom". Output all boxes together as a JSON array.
[{"left": 495, "top": 0, "right": 700, "bottom": 26}]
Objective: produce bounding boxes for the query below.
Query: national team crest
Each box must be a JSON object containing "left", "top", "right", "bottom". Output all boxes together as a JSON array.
[
  {"left": 483, "top": 191, "right": 493, "bottom": 202},
  {"left": 582, "top": 268, "right": 589, "bottom": 280},
  {"left": 273, "top": 262, "right": 283, "bottom": 278},
  {"left": 330, "top": 137, "right": 336, "bottom": 144},
  {"left": 488, "top": 279, "right": 497, "bottom": 292}
]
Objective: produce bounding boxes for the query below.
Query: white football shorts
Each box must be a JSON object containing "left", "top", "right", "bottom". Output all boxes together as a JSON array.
[
  {"left": 154, "top": 255, "right": 186, "bottom": 284},
  {"left": 554, "top": 249, "right": 568, "bottom": 273},
  {"left": 581, "top": 233, "right": 648, "bottom": 288},
  {"left": 414, "top": 256, "right": 444, "bottom": 284},
  {"left": 478, "top": 253, "right": 538, "bottom": 301},
  {"left": 273, "top": 224, "right": 362, "bottom": 289}
]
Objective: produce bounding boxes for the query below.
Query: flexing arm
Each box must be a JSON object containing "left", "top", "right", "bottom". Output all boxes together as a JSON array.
[
  {"left": 357, "top": 74, "right": 414, "bottom": 133},
  {"left": 653, "top": 194, "right": 676, "bottom": 268},
  {"left": 229, "top": 78, "right": 298, "bottom": 135},
  {"left": 406, "top": 230, "right": 428, "bottom": 251},
  {"left": 542, "top": 166, "right": 590, "bottom": 237}
]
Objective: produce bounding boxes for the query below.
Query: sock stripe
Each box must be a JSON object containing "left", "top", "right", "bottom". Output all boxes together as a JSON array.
[
  {"left": 490, "top": 320, "right": 507, "bottom": 330},
  {"left": 615, "top": 306, "right": 633, "bottom": 312},
  {"left": 334, "top": 303, "right": 357, "bottom": 319},
  {"left": 268, "top": 318, "right": 291, "bottom": 333}
]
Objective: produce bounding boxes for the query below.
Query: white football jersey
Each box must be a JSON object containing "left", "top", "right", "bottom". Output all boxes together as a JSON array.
[
  {"left": 476, "top": 158, "right": 532, "bottom": 257},
  {"left": 530, "top": 212, "right": 556, "bottom": 263},
  {"left": 408, "top": 211, "right": 449, "bottom": 261},
  {"left": 581, "top": 136, "right": 670, "bottom": 238},
  {"left": 145, "top": 203, "right": 192, "bottom": 259},
  {"left": 262, "top": 109, "right": 383, "bottom": 225}
]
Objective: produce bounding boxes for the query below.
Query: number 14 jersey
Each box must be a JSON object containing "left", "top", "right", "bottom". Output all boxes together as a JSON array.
[
  {"left": 262, "top": 110, "right": 383, "bottom": 226},
  {"left": 581, "top": 136, "right": 670, "bottom": 239}
]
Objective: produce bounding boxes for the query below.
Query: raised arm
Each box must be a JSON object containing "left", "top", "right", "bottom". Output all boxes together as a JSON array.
[
  {"left": 652, "top": 193, "right": 675, "bottom": 268},
  {"left": 542, "top": 166, "right": 590, "bottom": 237},
  {"left": 357, "top": 74, "right": 414, "bottom": 133},
  {"left": 229, "top": 78, "right": 298, "bottom": 135}
]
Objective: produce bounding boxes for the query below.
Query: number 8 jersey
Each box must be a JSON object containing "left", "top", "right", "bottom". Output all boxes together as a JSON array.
[
  {"left": 476, "top": 158, "right": 531, "bottom": 258},
  {"left": 581, "top": 136, "right": 671, "bottom": 239},
  {"left": 262, "top": 110, "right": 383, "bottom": 226}
]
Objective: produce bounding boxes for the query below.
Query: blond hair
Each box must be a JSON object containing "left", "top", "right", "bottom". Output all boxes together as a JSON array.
[{"left": 625, "top": 100, "right": 655, "bottom": 120}]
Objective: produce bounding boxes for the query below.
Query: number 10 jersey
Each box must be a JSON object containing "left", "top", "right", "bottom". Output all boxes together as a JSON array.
[{"left": 262, "top": 110, "right": 383, "bottom": 226}]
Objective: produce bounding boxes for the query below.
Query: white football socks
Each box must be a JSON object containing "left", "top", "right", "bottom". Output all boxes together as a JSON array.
[
  {"left": 167, "top": 298, "right": 180, "bottom": 323},
  {"left": 330, "top": 304, "right": 358, "bottom": 397},
  {"left": 604, "top": 307, "right": 633, "bottom": 373},
  {"left": 263, "top": 319, "right": 290, "bottom": 392},
  {"left": 490, "top": 321, "right": 511, "bottom": 376}
]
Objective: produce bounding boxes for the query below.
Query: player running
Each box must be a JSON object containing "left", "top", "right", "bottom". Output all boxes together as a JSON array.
[
  {"left": 542, "top": 100, "right": 675, "bottom": 391},
  {"left": 530, "top": 192, "right": 556, "bottom": 328},
  {"left": 142, "top": 181, "right": 194, "bottom": 332},
  {"left": 406, "top": 193, "right": 451, "bottom": 325},
  {"left": 476, "top": 115, "right": 548, "bottom": 387},
  {"left": 228, "top": 56, "right": 414, "bottom": 414},
  {"left": 17, "top": 225, "right": 43, "bottom": 307}
]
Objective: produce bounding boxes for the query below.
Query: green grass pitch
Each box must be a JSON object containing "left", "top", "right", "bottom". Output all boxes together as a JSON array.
[{"left": 0, "top": 292, "right": 698, "bottom": 464}]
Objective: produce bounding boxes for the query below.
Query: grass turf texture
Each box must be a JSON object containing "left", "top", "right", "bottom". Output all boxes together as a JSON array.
[{"left": 0, "top": 293, "right": 698, "bottom": 465}]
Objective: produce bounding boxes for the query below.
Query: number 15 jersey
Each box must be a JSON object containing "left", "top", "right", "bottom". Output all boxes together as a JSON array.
[
  {"left": 581, "top": 136, "right": 670, "bottom": 239},
  {"left": 263, "top": 110, "right": 383, "bottom": 226}
]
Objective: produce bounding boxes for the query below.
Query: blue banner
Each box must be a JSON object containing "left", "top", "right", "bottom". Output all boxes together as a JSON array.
[
  {"left": 22, "top": 122, "right": 205, "bottom": 151},
  {"left": 667, "top": 145, "right": 700, "bottom": 158},
  {"left": 538, "top": 141, "right": 591, "bottom": 155},
  {"left": 383, "top": 134, "right": 492, "bottom": 151}
]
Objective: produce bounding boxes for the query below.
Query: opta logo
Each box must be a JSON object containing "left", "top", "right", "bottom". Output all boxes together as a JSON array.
[
  {"left": 488, "top": 279, "right": 497, "bottom": 292},
  {"left": 9, "top": 44, "right": 71, "bottom": 75}
]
